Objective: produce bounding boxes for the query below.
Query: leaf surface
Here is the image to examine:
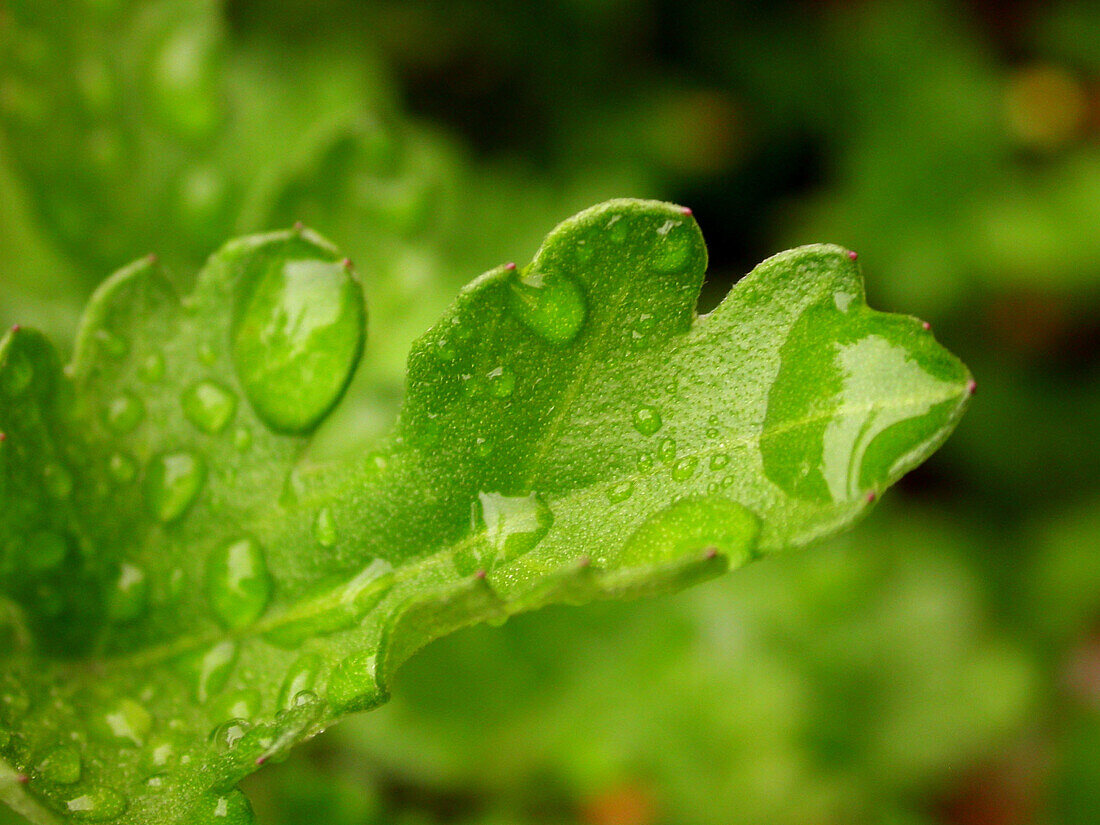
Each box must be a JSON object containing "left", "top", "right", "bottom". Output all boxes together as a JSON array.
[{"left": 0, "top": 199, "right": 971, "bottom": 823}]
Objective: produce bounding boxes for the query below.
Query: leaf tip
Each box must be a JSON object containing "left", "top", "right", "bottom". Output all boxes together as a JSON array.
[{"left": 847, "top": 250, "right": 858, "bottom": 261}]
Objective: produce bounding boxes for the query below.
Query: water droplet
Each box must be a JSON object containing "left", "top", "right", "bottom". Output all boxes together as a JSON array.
[
  {"left": 632, "top": 405, "right": 662, "bottom": 436},
  {"left": 607, "top": 481, "right": 634, "bottom": 503},
  {"left": 206, "top": 537, "right": 271, "bottom": 630},
  {"left": 43, "top": 463, "right": 73, "bottom": 500},
  {"left": 177, "top": 641, "right": 238, "bottom": 703},
  {"left": 210, "top": 718, "right": 251, "bottom": 750},
  {"left": 104, "top": 393, "right": 144, "bottom": 434},
  {"left": 435, "top": 339, "right": 456, "bottom": 361},
  {"left": 137, "top": 353, "right": 165, "bottom": 383},
  {"left": 277, "top": 654, "right": 321, "bottom": 710},
  {"left": 145, "top": 451, "right": 205, "bottom": 522},
  {"left": 107, "top": 452, "right": 137, "bottom": 484},
  {"left": 182, "top": 381, "right": 237, "bottom": 434},
  {"left": 470, "top": 491, "right": 553, "bottom": 569},
  {"left": 93, "top": 329, "right": 128, "bottom": 360},
  {"left": 231, "top": 241, "right": 365, "bottom": 434},
  {"left": 721, "top": 474, "right": 735, "bottom": 488},
  {"left": 650, "top": 222, "right": 694, "bottom": 274},
  {"left": 705, "top": 427, "right": 719, "bottom": 439},
  {"left": 65, "top": 787, "right": 127, "bottom": 820},
  {"left": 37, "top": 745, "right": 81, "bottom": 784},
  {"left": 658, "top": 438, "right": 677, "bottom": 463},
  {"left": 761, "top": 288, "right": 970, "bottom": 503},
  {"left": 107, "top": 563, "right": 147, "bottom": 622},
  {"left": 709, "top": 453, "right": 729, "bottom": 471},
  {"left": 671, "top": 456, "right": 698, "bottom": 481},
  {"left": 326, "top": 652, "right": 385, "bottom": 712},
  {"left": 508, "top": 269, "right": 587, "bottom": 344},
  {"left": 638, "top": 453, "right": 655, "bottom": 473},
  {"left": 264, "top": 560, "right": 393, "bottom": 649},
  {"left": 102, "top": 698, "right": 152, "bottom": 746},
  {"left": 207, "top": 789, "right": 254, "bottom": 822},
  {"left": 313, "top": 507, "right": 337, "bottom": 548},
  {"left": 486, "top": 365, "right": 515, "bottom": 398},
  {"left": 620, "top": 497, "right": 759, "bottom": 567},
  {"left": 148, "top": 25, "right": 220, "bottom": 140}
]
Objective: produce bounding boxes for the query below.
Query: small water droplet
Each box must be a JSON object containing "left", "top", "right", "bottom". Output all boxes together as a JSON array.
[
  {"left": 93, "top": 328, "right": 128, "bottom": 360},
  {"left": 43, "top": 463, "right": 74, "bottom": 500},
  {"left": 705, "top": 427, "right": 719, "bottom": 439},
  {"left": 435, "top": 339, "right": 456, "bottom": 361},
  {"left": 65, "top": 787, "right": 127, "bottom": 820},
  {"left": 671, "top": 456, "right": 698, "bottom": 481},
  {"left": 107, "top": 452, "right": 137, "bottom": 484},
  {"left": 102, "top": 698, "right": 152, "bottom": 746},
  {"left": 107, "top": 563, "right": 148, "bottom": 622},
  {"left": 469, "top": 491, "right": 553, "bottom": 570},
  {"left": 145, "top": 451, "right": 205, "bottom": 522},
  {"left": 658, "top": 438, "right": 677, "bottom": 463},
  {"left": 277, "top": 654, "right": 321, "bottom": 710},
  {"left": 313, "top": 507, "right": 337, "bottom": 548},
  {"left": 721, "top": 475, "right": 735, "bottom": 488},
  {"left": 508, "top": 268, "right": 587, "bottom": 344},
  {"left": 632, "top": 405, "right": 662, "bottom": 436},
  {"left": 210, "top": 718, "right": 251, "bottom": 750},
  {"left": 607, "top": 481, "right": 634, "bottom": 503},
  {"left": 37, "top": 745, "right": 81, "bottom": 784},
  {"left": 207, "top": 537, "right": 271, "bottom": 630},
  {"left": 486, "top": 365, "right": 515, "bottom": 398},
  {"left": 182, "top": 381, "right": 237, "bottom": 434},
  {"left": 637, "top": 453, "right": 655, "bottom": 473},
  {"left": 177, "top": 641, "right": 238, "bottom": 703},
  {"left": 137, "top": 353, "right": 165, "bottom": 383},
  {"left": 620, "top": 496, "right": 759, "bottom": 568},
  {"left": 231, "top": 241, "right": 365, "bottom": 434},
  {"left": 709, "top": 453, "right": 729, "bottom": 471},
  {"left": 650, "top": 223, "right": 694, "bottom": 274}
]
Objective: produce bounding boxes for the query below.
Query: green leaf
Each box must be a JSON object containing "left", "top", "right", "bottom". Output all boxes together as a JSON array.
[{"left": 0, "top": 199, "right": 971, "bottom": 823}]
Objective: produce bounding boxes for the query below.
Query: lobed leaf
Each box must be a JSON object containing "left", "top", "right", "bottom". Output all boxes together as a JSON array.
[{"left": 0, "top": 199, "right": 971, "bottom": 823}]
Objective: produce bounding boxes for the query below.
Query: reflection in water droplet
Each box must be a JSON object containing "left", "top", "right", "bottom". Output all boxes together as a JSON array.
[
  {"left": 65, "top": 787, "right": 127, "bottom": 820},
  {"left": 761, "top": 292, "right": 968, "bottom": 504},
  {"left": 470, "top": 491, "right": 553, "bottom": 569},
  {"left": 508, "top": 269, "right": 586, "bottom": 344},
  {"left": 620, "top": 497, "right": 759, "bottom": 568},
  {"left": 658, "top": 438, "right": 677, "bottom": 463},
  {"left": 183, "top": 381, "right": 237, "bottom": 434},
  {"left": 632, "top": 405, "right": 662, "bottom": 436},
  {"left": 104, "top": 392, "right": 144, "bottom": 434},
  {"left": 313, "top": 507, "right": 337, "bottom": 548},
  {"left": 107, "top": 563, "right": 147, "bottom": 622},
  {"left": 637, "top": 454, "right": 655, "bottom": 473},
  {"left": 37, "top": 745, "right": 81, "bottom": 784},
  {"left": 178, "top": 641, "right": 238, "bottom": 704},
  {"left": 651, "top": 222, "right": 693, "bottom": 274},
  {"left": 207, "top": 789, "right": 254, "bottom": 823},
  {"left": 210, "top": 718, "right": 251, "bottom": 750},
  {"left": 671, "top": 456, "right": 698, "bottom": 481},
  {"left": 709, "top": 453, "right": 729, "bottom": 471},
  {"left": 145, "top": 451, "right": 205, "bottom": 522},
  {"left": 607, "top": 481, "right": 634, "bottom": 503},
  {"left": 486, "top": 365, "right": 515, "bottom": 398},
  {"left": 107, "top": 452, "right": 137, "bottom": 484},
  {"left": 278, "top": 654, "right": 321, "bottom": 710},
  {"left": 206, "top": 537, "right": 271, "bottom": 630},
  {"left": 232, "top": 242, "right": 365, "bottom": 435},
  {"left": 102, "top": 698, "right": 152, "bottom": 746}
]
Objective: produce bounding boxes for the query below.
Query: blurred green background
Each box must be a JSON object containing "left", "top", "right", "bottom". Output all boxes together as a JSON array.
[{"left": 2, "top": 0, "right": 1099, "bottom": 822}]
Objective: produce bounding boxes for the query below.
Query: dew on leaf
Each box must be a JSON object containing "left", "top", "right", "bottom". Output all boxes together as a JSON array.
[
  {"left": 638, "top": 453, "right": 655, "bottom": 473},
  {"left": 486, "top": 365, "right": 516, "bottom": 398},
  {"left": 137, "top": 353, "right": 165, "bottom": 382},
  {"left": 471, "top": 491, "right": 553, "bottom": 568},
  {"left": 206, "top": 537, "right": 271, "bottom": 630},
  {"left": 632, "top": 405, "right": 662, "bottom": 436},
  {"left": 620, "top": 496, "right": 759, "bottom": 568},
  {"left": 671, "top": 456, "right": 698, "bottom": 481},
  {"left": 182, "top": 381, "right": 237, "bottom": 434},
  {"left": 233, "top": 426, "right": 252, "bottom": 452},
  {"left": 65, "top": 786, "right": 127, "bottom": 820},
  {"left": 145, "top": 451, "right": 205, "bottom": 522},
  {"left": 177, "top": 641, "right": 238, "bottom": 703},
  {"left": 106, "top": 563, "right": 148, "bottom": 622},
  {"left": 213, "top": 689, "right": 261, "bottom": 723},
  {"left": 709, "top": 453, "right": 729, "bottom": 471},
  {"left": 326, "top": 652, "right": 384, "bottom": 713},
  {"left": 107, "top": 452, "right": 137, "bottom": 484},
  {"left": 207, "top": 789, "right": 254, "bottom": 823},
  {"left": 313, "top": 507, "right": 337, "bottom": 548},
  {"left": 101, "top": 698, "right": 152, "bottom": 747},
  {"left": 658, "top": 438, "right": 677, "bottom": 463},
  {"left": 607, "top": 481, "right": 634, "bottom": 503},
  {"left": 210, "top": 718, "right": 251, "bottom": 750},
  {"left": 92, "top": 328, "right": 128, "bottom": 360},
  {"left": 508, "top": 268, "right": 587, "bottom": 344},
  {"left": 231, "top": 241, "right": 365, "bottom": 434},
  {"left": 36, "top": 745, "right": 81, "bottom": 784},
  {"left": 277, "top": 654, "right": 322, "bottom": 710},
  {"left": 650, "top": 222, "right": 694, "bottom": 274}
]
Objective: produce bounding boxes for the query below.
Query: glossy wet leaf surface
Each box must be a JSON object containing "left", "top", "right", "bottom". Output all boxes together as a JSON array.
[{"left": 0, "top": 200, "right": 970, "bottom": 824}]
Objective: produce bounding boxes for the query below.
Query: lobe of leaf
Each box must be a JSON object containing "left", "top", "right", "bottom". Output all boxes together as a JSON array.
[{"left": 0, "top": 199, "right": 970, "bottom": 824}]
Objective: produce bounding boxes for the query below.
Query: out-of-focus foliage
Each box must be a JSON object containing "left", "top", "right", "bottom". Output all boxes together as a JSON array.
[{"left": 2, "top": 0, "right": 1098, "bottom": 823}]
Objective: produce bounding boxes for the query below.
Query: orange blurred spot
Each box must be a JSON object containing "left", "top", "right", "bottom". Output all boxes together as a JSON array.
[
  {"left": 1004, "top": 64, "right": 1088, "bottom": 151},
  {"left": 581, "top": 783, "right": 658, "bottom": 825}
]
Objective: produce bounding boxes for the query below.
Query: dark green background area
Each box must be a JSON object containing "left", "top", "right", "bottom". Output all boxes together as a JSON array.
[{"left": 2, "top": 1, "right": 1098, "bottom": 823}]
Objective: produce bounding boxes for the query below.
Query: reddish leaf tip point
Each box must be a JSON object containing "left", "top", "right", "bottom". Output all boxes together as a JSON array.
[
  {"left": 16, "top": 774, "right": 28, "bottom": 784},
  {"left": 967, "top": 379, "right": 977, "bottom": 395},
  {"left": 293, "top": 221, "right": 304, "bottom": 232},
  {"left": 704, "top": 547, "right": 719, "bottom": 560},
  {"left": 475, "top": 569, "right": 487, "bottom": 580},
  {"left": 504, "top": 262, "right": 516, "bottom": 271},
  {"left": 341, "top": 258, "right": 353, "bottom": 269},
  {"left": 0, "top": 433, "right": 7, "bottom": 442},
  {"left": 11, "top": 324, "right": 20, "bottom": 333},
  {"left": 255, "top": 757, "right": 267, "bottom": 766},
  {"left": 680, "top": 206, "right": 693, "bottom": 216},
  {"left": 847, "top": 250, "right": 858, "bottom": 260},
  {"left": 922, "top": 321, "right": 931, "bottom": 330},
  {"left": 866, "top": 490, "right": 876, "bottom": 503},
  {"left": 146, "top": 253, "right": 158, "bottom": 264},
  {"left": 578, "top": 556, "right": 592, "bottom": 568}
]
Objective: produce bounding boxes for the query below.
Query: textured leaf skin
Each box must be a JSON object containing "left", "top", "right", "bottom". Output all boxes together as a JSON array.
[{"left": 0, "top": 199, "right": 971, "bottom": 823}]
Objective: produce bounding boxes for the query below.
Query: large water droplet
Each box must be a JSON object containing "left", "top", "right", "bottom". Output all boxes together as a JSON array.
[
  {"left": 607, "top": 481, "right": 634, "bottom": 504},
  {"left": 104, "top": 392, "right": 144, "bottom": 434},
  {"left": 206, "top": 537, "right": 271, "bottom": 630},
  {"left": 106, "top": 563, "right": 148, "bottom": 622},
  {"left": 102, "top": 698, "right": 152, "bottom": 746},
  {"left": 620, "top": 497, "right": 759, "bottom": 568},
  {"left": 264, "top": 559, "right": 393, "bottom": 649},
  {"left": 182, "top": 381, "right": 237, "bottom": 434},
  {"left": 508, "top": 268, "right": 586, "bottom": 344},
  {"left": 37, "top": 745, "right": 81, "bottom": 784},
  {"left": 671, "top": 456, "right": 698, "bottom": 482},
  {"left": 231, "top": 240, "right": 364, "bottom": 434},
  {"left": 177, "top": 641, "right": 238, "bottom": 703},
  {"left": 632, "top": 405, "right": 662, "bottom": 436},
  {"left": 205, "top": 789, "right": 254, "bottom": 823},
  {"left": 277, "top": 654, "right": 321, "bottom": 710},
  {"left": 326, "top": 652, "right": 384, "bottom": 712},
  {"left": 469, "top": 491, "right": 553, "bottom": 570},
  {"left": 145, "top": 451, "right": 205, "bottom": 522},
  {"left": 761, "top": 290, "right": 970, "bottom": 504},
  {"left": 210, "top": 718, "right": 251, "bottom": 750},
  {"left": 65, "top": 787, "right": 127, "bottom": 820}
]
